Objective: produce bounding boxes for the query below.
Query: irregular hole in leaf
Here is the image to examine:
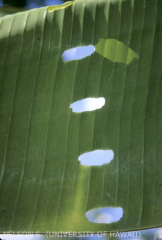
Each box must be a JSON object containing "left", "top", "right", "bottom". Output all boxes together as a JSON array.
[
  {"left": 86, "top": 207, "right": 123, "bottom": 224},
  {"left": 78, "top": 150, "right": 114, "bottom": 166},
  {"left": 70, "top": 97, "right": 105, "bottom": 113},
  {"left": 95, "top": 39, "right": 139, "bottom": 65},
  {"left": 62, "top": 45, "right": 95, "bottom": 61},
  {"left": 47, "top": 0, "right": 76, "bottom": 12}
]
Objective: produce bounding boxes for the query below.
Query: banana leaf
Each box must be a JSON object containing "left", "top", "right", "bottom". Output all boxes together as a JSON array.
[{"left": 0, "top": 0, "right": 162, "bottom": 233}]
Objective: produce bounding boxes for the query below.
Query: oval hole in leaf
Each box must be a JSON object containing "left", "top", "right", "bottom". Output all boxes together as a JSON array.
[
  {"left": 70, "top": 97, "right": 105, "bottom": 113},
  {"left": 78, "top": 150, "right": 114, "bottom": 166},
  {"left": 62, "top": 45, "right": 95, "bottom": 61},
  {"left": 86, "top": 207, "right": 123, "bottom": 224}
]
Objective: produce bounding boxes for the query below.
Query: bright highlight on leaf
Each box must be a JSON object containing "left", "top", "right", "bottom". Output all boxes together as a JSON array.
[
  {"left": 47, "top": 0, "right": 76, "bottom": 12},
  {"left": 70, "top": 97, "right": 105, "bottom": 113},
  {"left": 86, "top": 207, "right": 123, "bottom": 224},
  {"left": 95, "top": 39, "right": 139, "bottom": 65},
  {"left": 78, "top": 150, "right": 114, "bottom": 166},
  {"left": 62, "top": 45, "right": 95, "bottom": 61}
]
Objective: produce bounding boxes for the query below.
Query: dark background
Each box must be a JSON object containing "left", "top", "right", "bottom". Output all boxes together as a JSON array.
[{"left": 0, "top": 0, "right": 68, "bottom": 8}]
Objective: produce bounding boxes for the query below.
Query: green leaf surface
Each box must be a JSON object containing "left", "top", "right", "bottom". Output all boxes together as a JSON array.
[
  {"left": 95, "top": 39, "right": 139, "bottom": 65},
  {"left": 0, "top": 0, "right": 162, "bottom": 233}
]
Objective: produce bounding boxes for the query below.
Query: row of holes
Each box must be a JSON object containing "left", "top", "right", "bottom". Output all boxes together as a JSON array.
[
  {"left": 69, "top": 92, "right": 122, "bottom": 223},
  {"left": 70, "top": 98, "right": 113, "bottom": 166},
  {"left": 70, "top": 98, "right": 122, "bottom": 223},
  {"left": 62, "top": 44, "right": 123, "bottom": 224}
]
